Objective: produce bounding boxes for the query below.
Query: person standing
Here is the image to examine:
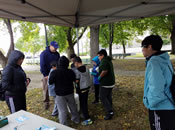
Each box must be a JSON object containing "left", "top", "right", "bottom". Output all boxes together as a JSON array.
[
  {"left": 90, "top": 56, "right": 100, "bottom": 104},
  {"left": 142, "top": 35, "right": 175, "bottom": 130},
  {"left": 97, "top": 49, "right": 115, "bottom": 120},
  {"left": 49, "top": 56, "right": 79, "bottom": 126},
  {"left": 74, "top": 56, "right": 93, "bottom": 125},
  {"left": 48, "top": 61, "right": 58, "bottom": 116},
  {"left": 2, "top": 50, "right": 30, "bottom": 113},
  {"left": 40, "top": 41, "right": 60, "bottom": 109}
]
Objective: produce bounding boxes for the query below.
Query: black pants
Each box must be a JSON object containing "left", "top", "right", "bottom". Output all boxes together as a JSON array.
[
  {"left": 79, "top": 90, "right": 90, "bottom": 120},
  {"left": 100, "top": 87, "right": 113, "bottom": 113},
  {"left": 94, "top": 84, "right": 100, "bottom": 101},
  {"left": 5, "top": 94, "right": 26, "bottom": 113},
  {"left": 149, "top": 110, "right": 175, "bottom": 130}
]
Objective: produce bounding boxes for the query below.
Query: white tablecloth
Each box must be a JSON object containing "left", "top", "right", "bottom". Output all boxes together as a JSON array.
[{"left": 1, "top": 110, "right": 75, "bottom": 130}]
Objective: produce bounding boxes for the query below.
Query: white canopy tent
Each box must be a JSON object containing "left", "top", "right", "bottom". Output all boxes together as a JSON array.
[
  {"left": 0, "top": 0, "right": 175, "bottom": 56},
  {"left": 0, "top": 0, "right": 175, "bottom": 27}
]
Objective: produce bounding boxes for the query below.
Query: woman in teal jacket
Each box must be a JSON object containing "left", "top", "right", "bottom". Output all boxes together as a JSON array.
[{"left": 142, "top": 35, "right": 175, "bottom": 130}]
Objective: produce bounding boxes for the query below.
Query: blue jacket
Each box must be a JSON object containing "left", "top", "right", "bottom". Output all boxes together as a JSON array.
[
  {"left": 40, "top": 47, "right": 60, "bottom": 77},
  {"left": 91, "top": 56, "right": 100, "bottom": 85},
  {"left": 143, "top": 51, "right": 175, "bottom": 110}
]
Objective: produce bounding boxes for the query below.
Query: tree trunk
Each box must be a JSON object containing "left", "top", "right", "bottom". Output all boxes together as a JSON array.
[
  {"left": 0, "top": 51, "right": 7, "bottom": 68},
  {"left": 0, "top": 19, "right": 14, "bottom": 68},
  {"left": 122, "top": 41, "right": 126, "bottom": 59},
  {"left": 66, "top": 27, "right": 75, "bottom": 58},
  {"left": 109, "top": 23, "right": 114, "bottom": 59},
  {"left": 90, "top": 25, "right": 99, "bottom": 64},
  {"left": 171, "top": 17, "right": 175, "bottom": 54},
  {"left": 67, "top": 45, "right": 75, "bottom": 58},
  {"left": 4, "top": 19, "right": 14, "bottom": 57}
]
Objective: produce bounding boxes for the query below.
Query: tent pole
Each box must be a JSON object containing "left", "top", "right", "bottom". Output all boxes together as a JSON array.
[
  {"left": 44, "top": 24, "right": 49, "bottom": 47},
  {"left": 76, "top": 27, "right": 79, "bottom": 56}
]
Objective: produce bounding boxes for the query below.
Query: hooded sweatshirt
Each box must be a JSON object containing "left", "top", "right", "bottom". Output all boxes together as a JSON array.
[
  {"left": 49, "top": 56, "right": 75, "bottom": 96},
  {"left": 143, "top": 51, "right": 175, "bottom": 110},
  {"left": 92, "top": 56, "right": 100, "bottom": 85},
  {"left": 2, "top": 50, "right": 27, "bottom": 96},
  {"left": 99, "top": 56, "right": 115, "bottom": 87},
  {"left": 75, "top": 65, "right": 91, "bottom": 91}
]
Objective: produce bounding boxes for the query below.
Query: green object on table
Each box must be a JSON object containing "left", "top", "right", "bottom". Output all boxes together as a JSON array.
[{"left": 0, "top": 116, "right": 8, "bottom": 128}]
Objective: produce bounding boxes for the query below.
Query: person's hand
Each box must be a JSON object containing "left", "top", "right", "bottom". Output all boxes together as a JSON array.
[
  {"left": 90, "top": 72, "right": 97, "bottom": 76},
  {"left": 98, "top": 76, "right": 101, "bottom": 81},
  {"left": 26, "top": 78, "right": 31, "bottom": 87},
  {"left": 45, "top": 76, "right": 48, "bottom": 80}
]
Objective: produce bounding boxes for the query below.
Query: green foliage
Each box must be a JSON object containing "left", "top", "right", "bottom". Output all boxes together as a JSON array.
[
  {"left": 99, "top": 21, "right": 136, "bottom": 48},
  {"left": 15, "top": 22, "right": 44, "bottom": 55},
  {"left": 47, "top": 25, "right": 68, "bottom": 52},
  {"left": 100, "top": 15, "right": 175, "bottom": 48}
]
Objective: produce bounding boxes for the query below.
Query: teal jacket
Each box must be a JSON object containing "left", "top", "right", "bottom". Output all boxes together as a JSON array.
[{"left": 143, "top": 51, "right": 175, "bottom": 110}]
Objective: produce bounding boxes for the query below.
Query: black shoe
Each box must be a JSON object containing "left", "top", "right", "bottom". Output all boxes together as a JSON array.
[
  {"left": 92, "top": 100, "right": 99, "bottom": 104},
  {"left": 51, "top": 114, "right": 58, "bottom": 117},
  {"left": 104, "top": 112, "right": 114, "bottom": 120},
  {"left": 45, "top": 103, "right": 50, "bottom": 110}
]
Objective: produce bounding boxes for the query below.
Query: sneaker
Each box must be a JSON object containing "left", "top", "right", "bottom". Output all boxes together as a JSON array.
[
  {"left": 71, "top": 119, "right": 80, "bottom": 125},
  {"left": 104, "top": 112, "right": 114, "bottom": 120},
  {"left": 81, "top": 119, "right": 93, "bottom": 126},
  {"left": 92, "top": 100, "right": 99, "bottom": 104}
]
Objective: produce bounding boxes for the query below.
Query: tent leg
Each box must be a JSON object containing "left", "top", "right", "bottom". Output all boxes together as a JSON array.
[
  {"left": 44, "top": 24, "right": 49, "bottom": 47},
  {"left": 76, "top": 27, "right": 79, "bottom": 56}
]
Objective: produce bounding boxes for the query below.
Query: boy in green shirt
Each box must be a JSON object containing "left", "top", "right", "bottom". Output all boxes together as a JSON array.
[{"left": 97, "top": 49, "right": 115, "bottom": 120}]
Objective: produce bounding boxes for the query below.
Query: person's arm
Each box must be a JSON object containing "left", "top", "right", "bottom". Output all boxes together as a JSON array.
[
  {"left": 98, "top": 61, "right": 109, "bottom": 80},
  {"left": 48, "top": 70, "right": 56, "bottom": 85},
  {"left": 40, "top": 52, "right": 48, "bottom": 77},
  {"left": 1, "top": 67, "right": 13, "bottom": 91},
  {"left": 98, "top": 70, "right": 108, "bottom": 80}
]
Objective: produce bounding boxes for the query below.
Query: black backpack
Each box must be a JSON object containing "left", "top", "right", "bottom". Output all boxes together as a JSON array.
[{"left": 168, "top": 64, "right": 175, "bottom": 103}]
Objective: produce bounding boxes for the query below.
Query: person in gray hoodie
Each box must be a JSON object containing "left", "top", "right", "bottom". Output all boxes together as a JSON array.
[{"left": 74, "top": 56, "right": 93, "bottom": 126}]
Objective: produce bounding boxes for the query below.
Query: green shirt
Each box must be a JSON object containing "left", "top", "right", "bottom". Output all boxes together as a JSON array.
[{"left": 99, "top": 56, "right": 115, "bottom": 86}]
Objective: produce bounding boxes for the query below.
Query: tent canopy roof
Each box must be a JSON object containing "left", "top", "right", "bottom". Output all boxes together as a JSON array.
[{"left": 0, "top": 0, "right": 175, "bottom": 27}]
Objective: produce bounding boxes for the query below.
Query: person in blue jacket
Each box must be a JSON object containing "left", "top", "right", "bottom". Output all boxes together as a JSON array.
[
  {"left": 90, "top": 56, "right": 100, "bottom": 104},
  {"left": 142, "top": 35, "right": 175, "bottom": 130},
  {"left": 40, "top": 41, "right": 60, "bottom": 109}
]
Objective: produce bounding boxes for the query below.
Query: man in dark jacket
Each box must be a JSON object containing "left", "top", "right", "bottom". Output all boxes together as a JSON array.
[
  {"left": 98, "top": 49, "right": 115, "bottom": 120},
  {"left": 40, "top": 41, "right": 60, "bottom": 109},
  {"left": 49, "top": 56, "right": 79, "bottom": 126},
  {"left": 2, "top": 50, "right": 30, "bottom": 113}
]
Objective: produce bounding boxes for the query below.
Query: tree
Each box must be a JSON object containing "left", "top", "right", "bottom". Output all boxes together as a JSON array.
[
  {"left": 90, "top": 25, "right": 100, "bottom": 62},
  {"left": 0, "top": 19, "right": 14, "bottom": 68},
  {"left": 100, "top": 21, "right": 136, "bottom": 57},
  {"left": 100, "top": 24, "right": 114, "bottom": 58},
  {"left": 47, "top": 26, "right": 87, "bottom": 58},
  {"left": 133, "top": 15, "right": 175, "bottom": 53},
  {"left": 15, "top": 22, "right": 45, "bottom": 56}
]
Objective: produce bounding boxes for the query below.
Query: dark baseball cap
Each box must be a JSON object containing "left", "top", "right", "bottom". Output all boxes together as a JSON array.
[{"left": 50, "top": 41, "right": 59, "bottom": 49}]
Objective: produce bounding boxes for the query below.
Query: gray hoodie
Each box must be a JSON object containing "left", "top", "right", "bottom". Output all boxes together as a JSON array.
[{"left": 75, "top": 65, "right": 91, "bottom": 90}]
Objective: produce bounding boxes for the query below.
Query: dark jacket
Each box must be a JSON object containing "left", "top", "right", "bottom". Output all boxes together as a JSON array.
[
  {"left": 49, "top": 56, "right": 75, "bottom": 96},
  {"left": 99, "top": 56, "right": 115, "bottom": 86},
  {"left": 40, "top": 46, "right": 60, "bottom": 77},
  {"left": 2, "top": 50, "right": 27, "bottom": 96}
]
